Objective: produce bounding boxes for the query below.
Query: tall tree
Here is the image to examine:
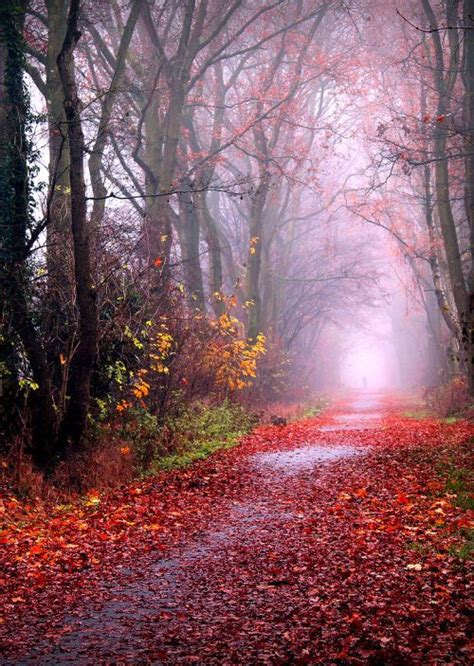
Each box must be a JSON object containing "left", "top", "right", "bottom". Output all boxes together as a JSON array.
[{"left": 0, "top": 0, "right": 57, "bottom": 466}]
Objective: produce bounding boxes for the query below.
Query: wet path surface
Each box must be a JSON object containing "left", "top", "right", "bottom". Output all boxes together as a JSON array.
[
  {"left": 13, "top": 395, "right": 385, "bottom": 664},
  {"left": 254, "top": 444, "right": 362, "bottom": 473},
  {"left": 4, "top": 392, "right": 473, "bottom": 665}
]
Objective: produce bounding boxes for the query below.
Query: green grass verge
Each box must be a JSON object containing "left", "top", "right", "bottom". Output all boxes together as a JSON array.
[
  {"left": 153, "top": 437, "right": 239, "bottom": 470},
  {"left": 448, "top": 533, "right": 474, "bottom": 561},
  {"left": 442, "top": 416, "right": 459, "bottom": 425},
  {"left": 402, "top": 409, "right": 432, "bottom": 420},
  {"left": 125, "top": 397, "right": 329, "bottom": 476},
  {"left": 437, "top": 457, "right": 473, "bottom": 560},
  {"left": 402, "top": 410, "right": 460, "bottom": 426},
  {"left": 301, "top": 397, "right": 330, "bottom": 420},
  {"left": 149, "top": 400, "right": 254, "bottom": 473}
]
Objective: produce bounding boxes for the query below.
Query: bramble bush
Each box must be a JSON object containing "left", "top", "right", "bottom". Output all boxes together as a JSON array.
[{"left": 423, "top": 375, "right": 474, "bottom": 418}]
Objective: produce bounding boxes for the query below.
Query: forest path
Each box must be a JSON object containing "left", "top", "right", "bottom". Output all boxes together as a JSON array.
[{"left": 3, "top": 393, "right": 473, "bottom": 664}]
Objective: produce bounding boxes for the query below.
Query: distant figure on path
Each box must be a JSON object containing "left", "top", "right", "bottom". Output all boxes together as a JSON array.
[{"left": 362, "top": 376, "right": 367, "bottom": 389}]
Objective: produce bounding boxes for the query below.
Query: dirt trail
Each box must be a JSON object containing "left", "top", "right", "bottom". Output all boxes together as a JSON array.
[{"left": 3, "top": 393, "right": 473, "bottom": 664}]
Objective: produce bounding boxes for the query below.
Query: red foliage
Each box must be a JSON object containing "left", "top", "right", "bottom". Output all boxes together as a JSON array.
[{"left": 0, "top": 395, "right": 472, "bottom": 663}]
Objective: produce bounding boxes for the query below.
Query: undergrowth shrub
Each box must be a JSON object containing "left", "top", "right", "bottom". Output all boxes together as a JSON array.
[
  {"left": 6, "top": 399, "right": 254, "bottom": 496},
  {"left": 115, "top": 407, "right": 163, "bottom": 470},
  {"left": 423, "top": 376, "right": 473, "bottom": 417},
  {"left": 52, "top": 436, "right": 136, "bottom": 493},
  {"left": 47, "top": 399, "right": 253, "bottom": 493},
  {"left": 102, "top": 293, "right": 266, "bottom": 420},
  {"left": 147, "top": 400, "right": 254, "bottom": 472},
  {"left": 253, "top": 396, "right": 329, "bottom": 424}
]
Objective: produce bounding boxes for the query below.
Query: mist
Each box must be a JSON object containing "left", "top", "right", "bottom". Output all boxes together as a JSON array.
[
  {"left": 2, "top": 0, "right": 473, "bottom": 464},
  {"left": 2, "top": 2, "right": 474, "bottom": 662}
]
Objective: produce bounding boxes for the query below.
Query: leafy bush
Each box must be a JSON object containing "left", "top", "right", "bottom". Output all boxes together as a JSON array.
[
  {"left": 41, "top": 400, "right": 253, "bottom": 492},
  {"left": 101, "top": 294, "right": 266, "bottom": 422},
  {"left": 116, "top": 407, "right": 163, "bottom": 471}
]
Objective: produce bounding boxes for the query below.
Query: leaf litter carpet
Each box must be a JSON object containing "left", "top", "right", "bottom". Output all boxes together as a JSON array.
[{"left": 1, "top": 393, "right": 473, "bottom": 664}]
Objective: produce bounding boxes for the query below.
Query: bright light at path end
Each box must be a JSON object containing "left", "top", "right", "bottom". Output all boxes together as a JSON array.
[{"left": 341, "top": 344, "right": 395, "bottom": 389}]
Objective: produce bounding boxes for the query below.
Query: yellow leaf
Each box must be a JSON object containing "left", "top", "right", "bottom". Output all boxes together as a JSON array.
[{"left": 85, "top": 493, "right": 101, "bottom": 506}]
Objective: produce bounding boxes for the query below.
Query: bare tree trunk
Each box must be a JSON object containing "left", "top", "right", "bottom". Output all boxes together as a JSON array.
[
  {"left": 463, "top": 0, "right": 474, "bottom": 392},
  {"left": 88, "top": 0, "right": 142, "bottom": 236},
  {"left": 57, "top": 0, "right": 98, "bottom": 448},
  {"left": 422, "top": 151, "right": 460, "bottom": 340},
  {"left": 45, "top": 0, "right": 74, "bottom": 312},
  {"left": 422, "top": 0, "right": 470, "bottom": 380},
  {"left": 196, "top": 190, "right": 224, "bottom": 316},
  {"left": 432, "top": 134, "right": 468, "bottom": 322},
  {"left": 246, "top": 173, "right": 268, "bottom": 340},
  {"left": 141, "top": 98, "right": 174, "bottom": 295},
  {"left": 179, "top": 184, "right": 206, "bottom": 311}
]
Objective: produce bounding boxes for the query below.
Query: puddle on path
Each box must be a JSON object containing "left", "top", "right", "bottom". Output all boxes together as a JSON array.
[{"left": 253, "top": 444, "right": 362, "bottom": 474}]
